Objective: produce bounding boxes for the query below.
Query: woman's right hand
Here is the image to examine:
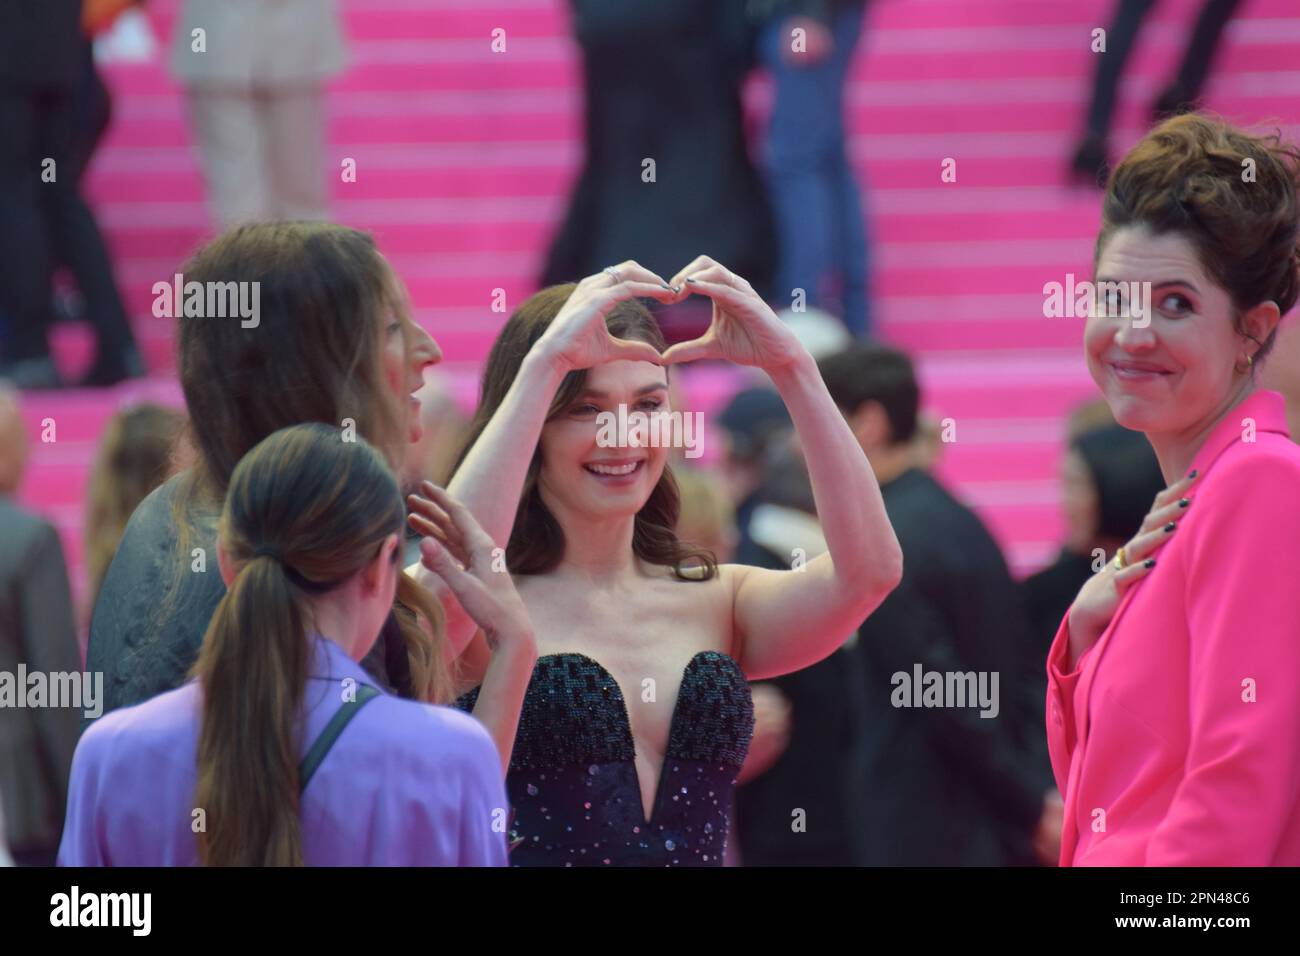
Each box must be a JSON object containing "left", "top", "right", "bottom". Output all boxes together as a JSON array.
[
  {"left": 532, "top": 261, "right": 678, "bottom": 373},
  {"left": 1066, "top": 470, "right": 1199, "bottom": 667},
  {"left": 407, "top": 481, "right": 534, "bottom": 657}
]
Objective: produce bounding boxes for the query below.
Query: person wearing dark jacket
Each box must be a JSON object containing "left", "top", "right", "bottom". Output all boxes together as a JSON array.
[
  {"left": 541, "top": 0, "right": 775, "bottom": 303},
  {"left": 820, "top": 343, "right": 1059, "bottom": 866},
  {"left": 0, "top": 0, "right": 142, "bottom": 388},
  {"left": 732, "top": 439, "right": 863, "bottom": 865}
]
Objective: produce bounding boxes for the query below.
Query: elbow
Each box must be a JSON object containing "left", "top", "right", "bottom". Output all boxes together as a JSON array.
[{"left": 873, "top": 539, "right": 904, "bottom": 595}]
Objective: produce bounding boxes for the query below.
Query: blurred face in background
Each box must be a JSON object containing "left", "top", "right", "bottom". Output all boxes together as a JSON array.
[{"left": 1060, "top": 448, "right": 1099, "bottom": 553}]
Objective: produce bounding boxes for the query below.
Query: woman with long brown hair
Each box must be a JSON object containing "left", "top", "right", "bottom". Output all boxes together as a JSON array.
[
  {"left": 410, "top": 257, "right": 902, "bottom": 865},
  {"left": 61, "top": 424, "right": 514, "bottom": 865},
  {"left": 86, "top": 222, "right": 535, "bottom": 771}
]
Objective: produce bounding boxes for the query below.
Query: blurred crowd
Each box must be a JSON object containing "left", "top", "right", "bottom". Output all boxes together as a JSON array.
[{"left": 2, "top": 0, "right": 1296, "bottom": 868}]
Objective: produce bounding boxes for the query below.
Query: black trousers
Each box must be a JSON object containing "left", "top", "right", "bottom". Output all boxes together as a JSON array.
[
  {"left": 1084, "top": 0, "right": 1244, "bottom": 140},
  {"left": 0, "top": 66, "right": 133, "bottom": 364}
]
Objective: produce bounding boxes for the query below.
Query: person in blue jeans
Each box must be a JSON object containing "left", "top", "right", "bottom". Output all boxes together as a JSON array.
[{"left": 758, "top": 0, "right": 871, "bottom": 338}]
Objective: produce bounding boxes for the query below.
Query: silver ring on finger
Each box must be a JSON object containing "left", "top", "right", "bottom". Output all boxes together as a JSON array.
[{"left": 603, "top": 266, "right": 622, "bottom": 283}]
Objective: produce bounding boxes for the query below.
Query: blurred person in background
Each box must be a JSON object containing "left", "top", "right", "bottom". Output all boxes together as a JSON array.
[
  {"left": 715, "top": 385, "right": 793, "bottom": 558},
  {"left": 731, "top": 439, "right": 862, "bottom": 865},
  {"left": 84, "top": 403, "right": 186, "bottom": 621},
  {"left": 541, "top": 0, "right": 776, "bottom": 335},
  {"left": 1018, "top": 418, "right": 1164, "bottom": 794},
  {"left": 0, "top": 385, "right": 82, "bottom": 866},
  {"left": 673, "top": 465, "right": 739, "bottom": 564},
  {"left": 0, "top": 0, "right": 142, "bottom": 388},
  {"left": 173, "top": 0, "right": 346, "bottom": 226},
  {"left": 1069, "top": 0, "right": 1243, "bottom": 187},
  {"left": 820, "top": 342, "right": 1060, "bottom": 866},
  {"left": 753, "top": 0, "right": 872, "bottom": 336},
  {"left": 1020, "top": 418, "right": 1165, "bottom": 666}
]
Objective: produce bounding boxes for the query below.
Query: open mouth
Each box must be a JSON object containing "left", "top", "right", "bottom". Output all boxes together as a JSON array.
[{"left": 583, "top": 459, "right": 645, "bottom": 482}]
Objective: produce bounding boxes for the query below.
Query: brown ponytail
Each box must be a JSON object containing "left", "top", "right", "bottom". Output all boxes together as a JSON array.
[{"left": 192, "top": 423, "right": 415, "bottom": 866}]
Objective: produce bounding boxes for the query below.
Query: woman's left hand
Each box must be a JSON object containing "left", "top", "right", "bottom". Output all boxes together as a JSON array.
[{"left": 663, "top": 256, "right": 807, "bottom": 373}]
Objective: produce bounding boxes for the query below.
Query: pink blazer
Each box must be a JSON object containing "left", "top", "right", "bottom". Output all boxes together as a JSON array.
[{"left": 1046, "top": 389, "right": 1300, "bottom": 866}]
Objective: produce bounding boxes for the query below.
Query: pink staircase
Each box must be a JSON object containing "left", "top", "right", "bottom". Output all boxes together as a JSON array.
[{"left": 15, "top": 0, "right": 1300, "bottom": 624}]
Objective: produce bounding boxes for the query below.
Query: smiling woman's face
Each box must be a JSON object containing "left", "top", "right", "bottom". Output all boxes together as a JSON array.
[
  {"left": 1086, "top": 225, "right": 1247, "bottom": 436},
  {"left": 537, "top": 359, "right": 670, "bottom": 523}
]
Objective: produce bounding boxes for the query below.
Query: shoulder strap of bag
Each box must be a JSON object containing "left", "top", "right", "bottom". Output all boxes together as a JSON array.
[{"left": 299, "top": 684, "right": 381, "bottom": 793}]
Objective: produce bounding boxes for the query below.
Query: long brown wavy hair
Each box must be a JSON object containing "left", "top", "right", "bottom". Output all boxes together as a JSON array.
[
  {"left": 456, "top": 284, "right": 717, "bottom": 580},
  {"left": 193, "top": 423, "right": 407, "bottom": 866},
  {"left": 167, "top": 222, "right": 447, "bottom": 702}
]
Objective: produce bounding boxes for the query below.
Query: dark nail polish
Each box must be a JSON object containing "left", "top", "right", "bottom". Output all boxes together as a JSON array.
[
  {"left": 1144, "top": 558, "right": 1156, "bottom": 568},
  {"left": 660, "top": 283, "right": 672, "bottom": 291},
  {"left": 1163, "top": 522, "right": 1176, "bottom": 532},
  {"left": 685, "top": 277, "right": 697, "bottom": 284},
  {"left": 1188, "top": 469, "right": 1198, "bottom": 479},
  {"left": 1178, "top": 498, "right": 1190, "bottom": 507}
]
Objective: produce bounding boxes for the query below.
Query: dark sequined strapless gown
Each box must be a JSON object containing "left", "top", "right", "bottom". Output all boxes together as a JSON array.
[{"left": 457, "top": 650, "right": 754, "bottom": 866}]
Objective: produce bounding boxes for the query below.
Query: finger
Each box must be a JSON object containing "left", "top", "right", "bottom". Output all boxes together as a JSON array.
[
  {"left": 420, "top": 537, "right": 481, "bottom": 594},
  {"left": 418, "top": 482, "right": 498, "bottom": 558},
  {"left": 669, "top": 255, "right": 719, "bottom": 288},
  {"left": 1136, "top": 496, "right": 1193, "bottom": 535},
  {"left": 592, "top": 280, "right": 679, "bottom": 305},
  {"left": 1114, "top": 555, "right": 1157, "bottom": 592},
  {"left": 680, "top": 264, "right": 744, "bottom": 290},
  {"left": 1119, "top": 525, "right": 1178, "bottom": 566},
  {"left": 408, "top": 511, "right": 472, "bottom": 567},
  {"left": 680, "top": 277, "right": 752, "bottom": 312},
  {"left": 661, "top": 336, "right": 721, "bottom": 366},
  {"left": 612, "top": 260, "right": 671, "bottom": 287},
  {"left": 409, "top": 489, "right": 467, "bottom": 551},
  {"left": 1151, "top": 470, "right": 1199, "bottom": 509},
  {"left": 407, "top": 489, "right": 452, "bottom": 526},
  {"left": 605, "top": 335, "right": 665, "bottom": 365}
]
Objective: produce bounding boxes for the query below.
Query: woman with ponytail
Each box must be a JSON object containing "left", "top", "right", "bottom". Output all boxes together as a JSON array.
[{"left": 60, "top": 424, "right": 520, "bottom": 866}]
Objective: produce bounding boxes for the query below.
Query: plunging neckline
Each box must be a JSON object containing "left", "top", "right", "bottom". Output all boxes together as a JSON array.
[{"left": 531, "top": 648, "right": 742, "bottom": 829}]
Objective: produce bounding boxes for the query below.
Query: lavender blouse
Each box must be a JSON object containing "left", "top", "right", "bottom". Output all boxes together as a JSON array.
[{"left": 58, "top": 637, "right": 508, "bottom": 866}]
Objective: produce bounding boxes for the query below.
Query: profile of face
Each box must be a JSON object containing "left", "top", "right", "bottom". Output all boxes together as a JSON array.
[
  {"left": 378, "top": 264, "right": 442, "bottom": 449},
  {"left": 1086, "top": 225, "right": 1271, "bottom": 436},
  {"left": 536, "top": 358, "right": 670, "bottom": 524}
]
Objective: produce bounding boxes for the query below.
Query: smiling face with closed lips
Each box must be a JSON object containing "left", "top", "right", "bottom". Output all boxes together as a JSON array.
[
  {"left": 1086, "top": 225, "right": 1251, "bottom": 438},
  {"left": 537, "top": 359, "right": 671, "bottom": 523}
]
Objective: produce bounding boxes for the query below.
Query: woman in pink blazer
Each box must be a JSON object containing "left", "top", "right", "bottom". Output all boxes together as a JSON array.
[{"left": 1047, "top": 113, "right": 1300, "bottom": 866}]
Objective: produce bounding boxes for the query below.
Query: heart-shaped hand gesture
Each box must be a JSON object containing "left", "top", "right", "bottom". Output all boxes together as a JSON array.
[
  {"left": 663, "top": 256, "right": 807, "bottom": 372},
  {"left": 534, "top": 260, "right": 674, "bottom": 374}
]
